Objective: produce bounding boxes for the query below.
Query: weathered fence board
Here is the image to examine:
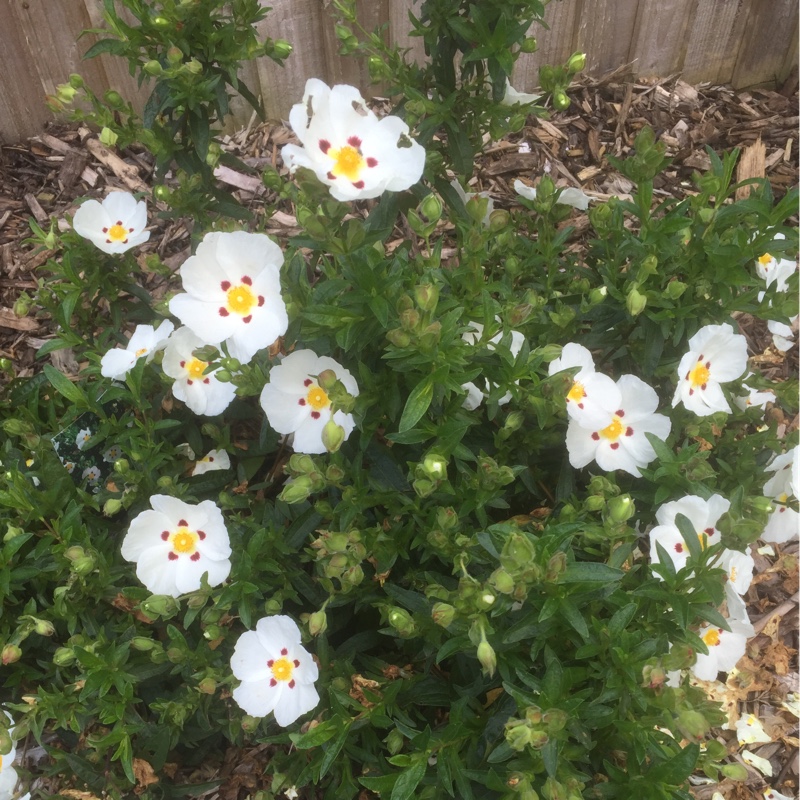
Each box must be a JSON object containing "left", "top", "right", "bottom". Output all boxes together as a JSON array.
[{"left": 0, "top": 0, "right": 796, "bottom": 142}]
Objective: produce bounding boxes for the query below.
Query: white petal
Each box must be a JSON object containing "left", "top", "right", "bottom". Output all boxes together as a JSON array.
[
  {"left": 231, "top": 630, "right": 271, "bottom": 682},
  {"left": 232, "top": 678, "right": 279, "bottom": 717},
  {"left": 135, "top": 546, "right": 181, "bottom": 597},
  {"left": 461, "top": 381, "right": 485, "bottom": 410},
  {"left": 273, "top": 681, "right": 320, "bottom": 727},
  {"left": 100, "top": 348, "right": 137, "bottom": 379},
  {"left": 254, "top": 615, "right": 303, "bottom": 653},
  {"left": 514, "top": 179, "right": 537, "bottom": 202},
  {"left": 566, "top": 420, "right": 597, "bottom": 469}
]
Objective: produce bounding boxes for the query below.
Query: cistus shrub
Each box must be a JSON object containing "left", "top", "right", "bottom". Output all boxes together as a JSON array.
[{"left": 1, "top": 1, "right": 798, "bottom": 798}]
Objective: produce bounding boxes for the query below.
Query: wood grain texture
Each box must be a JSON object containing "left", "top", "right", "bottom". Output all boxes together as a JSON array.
[
  {"left": 389, "top": 0, "right": 426, "bottom": 65},
  {"left": 575, "top": 0, "right": 641, "bottom": 76},
  {"left": 628, "top": 0, "right": 696, "bottom": 76},
  {"left": 731, "top": 0, "right": 798, "bottom": 89},
  {"left": 682, "top": 0, "right": 748, "bottom": 85}
]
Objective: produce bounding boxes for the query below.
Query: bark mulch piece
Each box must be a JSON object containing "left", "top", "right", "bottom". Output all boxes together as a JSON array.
[{"left": 0, "top": 72, "right": 797, "bottom": 798}]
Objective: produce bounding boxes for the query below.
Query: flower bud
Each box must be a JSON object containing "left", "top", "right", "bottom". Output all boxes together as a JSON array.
[
  {"left": 431, "top": 602, "right": 456, "bottom": 628},
  {"left": 167, "top": 46, "right": 183, "bottom": 65},
  {"left": 566, "top": 52, "right": 586, "bottom": 73},
  {"left": 156, "top": 475, "right": 174, "bottom": 489},
  {"left": 421, "top": 453, "right": 447, "bottom": 480},
  {"left": 387, "top": 607, "right": 416, "bottom": 637},
  {"left": 2, "top": 644, "right": 22, "bottom": 664},
  {"left": 4, "top": 526, "right": 24, "bottom": 542},
  {"left": 198, "top": 677, "right": 217, "bottom": 695},
  {"left": 140, "top": 595, "right": 179, "bottom": 619},
  {"left": 640, "top": 254, "right": 658, "bottom": 276},
  {"left": 64, "top": 546, "right": 85, "bottom": 562},
  {"left": 385, "top": 728, "right": 404, "bottom": 755},
  {"left": 505, "top": 719, "right": 533, "bottom": 751},
  {"left": 99, "top": 127, "right": 118, "bottom": 147},
  {"left": 489, "top": 567, "right": 516, "bottom": 595},
  {"left": 607, "top": 494, "right": 634, "bottom": 523},
  {"left": 386, "top": 328, "right": 411, "bottom": 348},
  {"left": 279, "top": 475, "right": 314, "bottom": 504},
  {"left": 477, "top": 639, "right": 496, "bottom": 676},
  {"left": 720, "top": 763, "right": 748, "bottom": 781},
  {"left": 626, "top": 286, "right": 647, "bottom": 316},
  {"left": 588, "top": 286, "right": 607, "bottom": 306},
  {"left": 414, "top": 282, "right": 439, "bottom": 312},
  {"left": 677, "top": 709, "right": 710, "bottom": 740},
  {"left": 476, "top": 590, "right": 496, "bottom": 610},
  {"left": 520, "top": 37, "right": 538, "bottom": 53},
  {"left": 68, "top": 73, "right": 85, "bottom": 89},
  {"left": 53, "top": 647, "right": 76, "bottom": 666},
  {"left": 241, "top": 714, "right": 260, "bottom": 733},
  {"left": 419, "top": 194, "right": 443, "bottom": 222},
  {"left": 131, "top": 636, "right": 156, "bottom": 651},
  {"left": 273, "top": 39, "right": 292, "bottom": 59},
  {"left": 34, "top": 619, "right": 55, "bottom": 637},
  {"left": 322, "top": 419, "right": 345, "bottom": 453},
  {"left": 543, "top": 708, "right": 567, "bottom": 732},
  {"left": 103, "top": 498, "right": 123, "bottom": 516},
  {"left": 552, "top": 91, "right": 570, "bottom": 111},
  {"left": 399, "top": 308, "right": 420, "bottom": 331},
  {"left": 308, "top": 610, "right": 328, "bottom": 636},
  {"left": 545, "top": 552, "right": 567, "bottom": 582},
  {"left": 413, "top": 478, "right": 435, "bottom": 498},
  {"left": 143, "top": 59, "right": 164, "bottom": 76},
  {"left": 642, "top": 664, "right": 666, "bottom": 689},
  {"left": 502, "top": 532, "right": 536, "bottom": 570}
]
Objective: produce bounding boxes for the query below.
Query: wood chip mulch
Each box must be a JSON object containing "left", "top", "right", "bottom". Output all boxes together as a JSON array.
[{"left": 0, "top": 71, "right": 797, "bottom": 799}]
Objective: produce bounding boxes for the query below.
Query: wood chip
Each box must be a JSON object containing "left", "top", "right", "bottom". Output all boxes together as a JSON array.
[
  {"left": 24, "top": 193, "right": 48, "bottom": 224},
  {"left": 84, "top": 138, "right": 148, "bottom": 192},
  {"left": 735, "top": 136, "right": 766, "bottom": 200},
  {"left": 0, "top": 308, "right": 38, "bottom": 331}
]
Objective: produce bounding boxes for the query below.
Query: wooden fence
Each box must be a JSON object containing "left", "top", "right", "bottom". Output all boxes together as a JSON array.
[{"left": 0, "top": 0, "right": 797, "bottom": 143}]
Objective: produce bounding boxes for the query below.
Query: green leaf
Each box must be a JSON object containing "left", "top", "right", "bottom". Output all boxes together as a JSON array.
[
  {"left": 44, "top": 364, "right": 87, "bottom": 406},
  {"left": 560, "top": 563, "right": 624, "bottom": 583},
  {"left": 558, "top": 597, "right": 590, "bottom": 640},
  {"left": 319, "top": 721, "right": 351, "bottom": 778},
  {"left": 674, "top": 512, "right": 702, "bottom": 561},
  {"left": 398, "top": 375, "right": 435, "bottom": 433},
  {"left": 289, "top": 719, "right": 337, "bottom": 749},
  {"left": 647, "top": 743, "right": 700, "bottom": 785},
  {"left": 82, "top": 38, "right": 128, "bottom": 59},
  {"left": 390, "top": 758, "right": 427, "bottom": 800}
]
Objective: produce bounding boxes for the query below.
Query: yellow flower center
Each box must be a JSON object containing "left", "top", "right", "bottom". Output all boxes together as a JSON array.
[
  {"left": 135, "top": 347, "right": 148, "bottom": 357},
  {"left": 758, "top": 253, "right": 772, "bottom": 266},
  {"left": 689, "top": 362, "right": 710, "bottom": 388},
  {"left": 729, "top": 565, "right": 738, "bottom": 582},
  {"left": 600, "top": 416, "right": 624, "bottom": 441},
  {"left": 329, "top": 145, "right": 366, "bottom": 182},
  {"left": 306, "top": 385, "right": 330, "bottom": 411},
  {"left": 702, "top": 629, "right": 721, "bottom": 647},
  {"left": 107, "top": 223, "right": 129, "bottom": 242},
  {"left": 171, "top": 528, "right": 198, "bottom": 555},
  {"left": 186, "top": 357, "right": 208, "bottom": 380},
  {"left": 567, "top": 381, "right": 586, "bottom": 403},
  {"left": 271, "top": 656, "right": 294, "bottom": 682},
  {"left": 226, "top": 284, "right": 257, "bottom": 316}
]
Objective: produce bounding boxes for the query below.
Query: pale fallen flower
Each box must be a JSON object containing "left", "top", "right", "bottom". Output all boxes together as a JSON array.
[
  {"left": 735, "top": 714, "right": 772, "bottom": 746},
  {"left": 192, "top": 449, "right": 231, "bottom": 476},
  {"left": 514, "top": 178, "right": 593, "bottom": 211},
  {"left": 502, "top": 79, "right": 542, "bottom": 106},
  {"left": 742, "top": 750, "right": 773, "bottom": 777}
]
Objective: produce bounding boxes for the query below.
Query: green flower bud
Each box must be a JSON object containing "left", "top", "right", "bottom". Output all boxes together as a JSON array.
[
  {"left": 477, "top": 639, "right": 496, "bottom": 676},
  {"left": 588, "top": 286, "right": 608, "bottom": 305},
  {"left": 552, "top": 90, "right": 570, "bottom": 111},
  {"left": 198, "top": 677, "right": 217, "bottom": 695},
  {"left": 475, "top": 590, "right": 496, "bottom": 610},
  {"left": 505, "top": 719, "right": 533, "bottom": 751},
  {"left": 431, "top": 602, "right": 456, "bottom": 628},
  {"left": 385, "top": 728, "right": 404, "bottom": 755},
  {"left": 607, "top": 494, "right": 634, "bottom": 523},
  {"left": 99, "top": 127, "right": 118, "bottom": 147},
  {"left": 502, "top": 532, "right": 536, "bottom": 569},
  {"left": 103, "top": 498, "right": 123, "bottom": 516},
  {"left": 413, "top": 478, "right": 435, "bottom": 498},
  {"left": 279, "top": 475, "right": 314, "bottom": 504},
  {"left": 720, "top": 762, "right": 748, "bottom": 781},
  {"left": 626, "top": 286, "right": 647, "bottom": 316},
  {"left": 131, "top": 636, "right": 156, "bottom": 651},
  {"left": 585, "top": 495, "right": 606, "bottom": 512},
  {"left": 520, "top": 37, "right": 538, "bottom": 53},
  {"left": 1, "top": 644, "right": 21, "bottom": 665},
  {"left": 589, "top": 202, "right": 613, "bottom": 230},
  {"left": 241, "top": 714, "right": 259, "bottom": 733},
  {"left": 419, "top": 194, "right": 443, "bottom": 222},
  {"left": 114, "top": 458, "right": 130, "bottom": 474},
  {"left": 386, "top": 328, "right": 412, "bottom": 348},
  {"left": 525, "top": 705, "right": 543, "bottom": 725},
  {"left": 387, "top": 607, "right": 416, "bottom": 637},
  {"left": 273, "top": 39, "right": 292, "bottom": 59},
  {"left": 34, "top": 619, "right": 55, "bottom": 637},
  {"left": 344, "top": 564, "right": 365, "bottom": 588},
  {"left": 4, "top": 526, "right": 24, "bottom": 541},
  {"left": 488, "top": 209, "right": 511, "bottom": 232},
  {"left": 421, "top": 453, "right": 447, "bottom": 480},
  {"left": 166, "top": 46, "right": 183, "bottom": 64},
  {"left": 545, "top": 552, "right": 567, "bottom": 581},
  {"left": 68, "top": 73, "right": 85, "bottom": 89},
  {"left": 53, "top": 646, "right": 76, "bottom": 666},
  {"left": 418, "top": 321, "right": 441, "bottom": 349},
  {"left": 144, "top": 59, "right": 164, "bottom": 76},
  {"left": 399, "top": 308, "right": 420, "bottom": 331},
  {"left": 322, "top": 419, "right": 345, "bottom": 453},
  {"left": 183, "top": 58, "right": 202, "bottom": 75},
  {"left": 566, "top": 52, "right": 586, "bottom": 73},
  {"left": 528, "top": 729, "right": 549, "bottom": 749},
  {"left": 642, "top": 664, "right": 667, "bottom": 689},
  {"left": 436, "top": 507, "right": 459, "bottom": 531},
  {"left": 64, "top": 546, "right": 85, "bottom": 562},
  {"left": 489, "top": 567, "right": 515, "bottom": 595},
  {"left": 543, "top": 708, "right": 567, "bottom": 732},
  {"left": 677, "top": 709, "right": 710, "bottom": 740},
  {"left": 156, "top": 475, "right": 174, "bottom": 489},
  {"left": 104, "top": 90, "right": 124, "bottom": 108},
  {"left": 0, "top": 730, "right": 12, "bottom": 756},
  {"left": 140, "top": 595, "right": 179, "bottom": 619},
  {"left": 308, "top": 610, "right": 327, "bottom": 636},
  {"left": 414, "top": 282, "right": 439, "bottom": 312}
]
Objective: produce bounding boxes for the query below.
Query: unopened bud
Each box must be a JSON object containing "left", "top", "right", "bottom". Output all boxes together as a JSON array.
[
  {"left": 566, "top": 52, "right": 586, "bottom": 73},
  {"left": 386, "top": 328, "right": 411, "bottom": 347},
  {"left": 68, "top": 73, "right": 85, "bottom": 89},
  {"left": 387, "top": 607, "right": 416, "bottom": 637},
  {"left": 198, "top": 677, "right": 216, "bottom": 695},
  {"left": 385, "top": 728, "right": 404, "bottom": 755},
  {"left": 103, "top": 498, "right": 123, "bottom": 516},
  {"left": 131, "top": 636, "right": 156, "bottom": 651},
  {"left": 140, "top": 595, "right": 179, "bottom": 619},
  {"left": 642, "top": 664, "right": 666, "bottom": 689},
  {"left": 626, "top": 287, "right": 647, "bottom": 316},
  {"left": 720, "top": 763, "right": 748, "bottom": 781},
  {"left": 431, "top": 602, "right": 456, "bottom": 628},
  {"left": 414, "top": 282, "right": 439, "bottom": 311},
  {"left": 99, "top": 127, "right": 118, "bottom": 147},
  {"left": 552, "top": 90, "right": 570, "bottom": 111},
  {"left": 489, "top": 567, "right": 516, "bottom": 594},
  {"left": 421, "top": 453, "right": 447, "bottom": 479},
  {"left": 279, "top": 475, "right": 314, "bottom": 504},
  {"left": 419, "top": 194, "right": 443, "bottom": 222},
  {"left": 53, "top": 647, "right": 76, "bottom": 666},
  {"left": 436, "top": 507, "right": 459, "bottom": 530},
  {"left": 2, "top": 644, "right": 22, "bottom": 664},
  {"left": 503, "top": 532, "right": 536, "bottom": 569},
  {"left": 542, "top": 708, "right": 567, "bottom": 732},
  {"left": 34, "top": 619, "right": 55, "bottom": 637},
  {"left": 505, "top": 720, "right": 533, "bottom": 751},
  {"left": 677, "top": 709, "right": 710, "bottom": 740},
  {"left": 241, "top": 714, "right": 259, "bottom": 733},
  {"left": 477, "top": 639, "right": 496, "bottom": 676},
  {"left": 322, "top": 419, "right": 345, "bottom": 453},
  {"left": 273, "top": 39, "right": 292, "bottom": 59},
  {"left": 545, "top": 552, "right": 567, "bottom": 581},
  {"left": 607, "top": 494, "right": 634, "bottom": 523},
  {"left": 308, "top": 610, "right": 328, "bottom": 636},
  {"left": 143, "top": 59, "right": 164, "bottom": 76}
]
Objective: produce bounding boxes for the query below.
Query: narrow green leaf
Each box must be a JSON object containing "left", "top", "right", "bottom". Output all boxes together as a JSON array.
[
  {"left": 44, "top": 364, "right": 86, "bottom": 406},
  {"left": 319, "top": 721, "right": 351, "bottom": 778},
  {"left": 647, "top": 743, "right": 700, "bottom": 785},
  {"left": 560, "top": 563, "right": 624, "bottom": 583},
  {"left": 398, "top": 375, "right": 434, "bottom": 433},
  {"left": 390, "top": 758, "right": 427, "bottom": 800}
]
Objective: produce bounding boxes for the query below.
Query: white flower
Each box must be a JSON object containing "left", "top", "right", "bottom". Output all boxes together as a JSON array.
[
  {"left": 103, "top": 445, "right": 123, "bottom": 463},
  {"left": 0, "top": 711, "right": 30, "bottom": 800},
  {"left": 460, "top": 321, "right": 524, "bottom": 410},
  {"left": 719, "top": 546, "right": 754, "bottom": 597},
  {"left": 281, "top": 79, "right": 425, "bottom": 202},
  {"left": 763, "top": 786, "right": 796, "bottom": 800},
  {"left": 514, "top": 178, "right": 592, "bottom": 211},
  {"left": 169, "top": 231, "right": 288, "bottom": 366},
  {"left": 502, "top": 79, "right": 542, "bottom": 106},
  {"left": 691, "top": 615, "right": 755, "bottom": 681},
  {"left": 565, "top": 374, "right": 671, "bottom": 477},
  {"left": 547, "top": 342, "right": 620, "bottom": 428},
  {"left": 192, "top": 449, "right": 231, "bottom": 476},
  {"left": 735, "top": 714, "right": 772, "bottom": 746},
  {"left": 284, "top": 788, "right": 299, "bottom": 800},
  {"left": 734, "top": 374, "right": 776, "bottom": 412},
  {"left": 742, "top": 750, "right": 773, "bottom": 777},
  {"left": 449, "top": 179, "right": 494, "bottom": 227},
  {"left": 72, "top": 191, "right": 150, "bottom": 254},
  {"left": 761, "top": 447, "right": 799, "bottom": 544},
  {"left": 672, "top": 324, "right": 748, "bottom": 416},
  {"left": 81, "top": 465, "right": 101, "bottom": 486},
  {"left": 100, "top": 320, "right": 175, "bottom": 380},
  {"left": 162, "top": 327, "right": 238, "bottom": 416},
  {"left": 121, "top": 494, "right": 232, "bottom": 598},
  {"left": 756, "top": 233, "right": 797, "bottom": 291},
  {"left": 766, "top": 316, "right": 797, "bottom": 352},
  {"left": 75, "top": 428, "right": 93, "bottom": 451},
  {"left": 231, "top": 615, "right": 320, "bottom": 726},
  {"left": 648, "top": 494, "right": 729, "bottom": 576},
  {"left": 260, "top": 350, "right": 359, "bottom": 455}
]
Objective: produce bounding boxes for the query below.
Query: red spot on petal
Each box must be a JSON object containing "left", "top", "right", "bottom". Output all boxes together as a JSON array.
[
  {"left": 698, "top": 354, "right": 704, "bottom": 361},
  {"left": 129, "top": 227, "right": 134, "bottom": 233},
  {"left": 689, "top": 388, "right": 694, "bottom": 396},
  {"left": 704, "top": 527, "right": 714, "bottom": 535},
  {"left": 219, "top": 307, "right": 229, "bottom": 316},
  {"left": 293, "top": 659, "right": 300, "bottom": 667},
  {"left": 187, "top": 379, "right": 193, "bottom": 386},
  {"left": 577, "top": 402, "right": 584, "bottom": 408},
  {"left": 591, "top": 432, "right": 600, "bottom": 440},
  {"left": 327, "top": 171, "right": 336, "bottom": 180},
  {"left": 288, "top": 679, "right": 296, "bottom": 689},
  {"left": 311, "top": 411, "right": 320, "bottom": 419},
  {"left": 270, "top": 678, "right": 277, "bottom": 687},
  {"left": 178, "top": 519, "right": 188, "bottom": 527},
  {"left": 198, "top": 530, "right": 206, "bottom": 539},
  {"left": 298, "top": 398, "right": 306, "bottom": 406},
  {"left": 674, "top": 543, "right": 683, "bottom": 553},
  {"left": 179, "top": 360, "right": 185, "bottom": 367},
  {"left": 102, "top": 227, "right": 108, "bottom": 233},
  {"left": 122, "top": 238, "right": 129, "bottom": 244},
  {"left": 610, "top": 442, "right": 619, "bottom": 450},
  {"left": 304, "top": 379, "right": 312, "bottom": 386},
  {"left": 221, "top": 280, "right": 231, "bottom": 291},
  {"left": 203, "top": 378, "right": 210, "bottom": 384},
  {"left": 319, "top": 139, "right": 330, "bottom": 153},
  {"left": 625, "top": 427, "right": 634, "bottom": 436},
  {"left": 281, "top": 648, "right": 288, "bottom": 656},
  {"left": 347, "top": 135, "right": 362, "bottom": 148},
  {"left": 242, "top": 275, "right": 252, "bottom": 285},
  {"left": 258, "top": 296, "right": 265, "bottom": 307},
  {"left": 190, "top": 552, "right": 200, "bottom": 561},
  {"left": 685, "top": 371, "right": 690, "bottom": 380},
  {"left": 168, "top": 552, "right": 178, "bottom": 560},
  {"left": 705, "top": 361, "right": 710, "bottom": 369},
  {"left": 700, "top": 383, "right": 707, "bottom": 390},
  {"left": 161, "top": 531, "right": 169, "bottom": 540},
  {"left": 366, "top": 157, "right": 378, "bottom": 167},
  {"left": 106, "top": 239, "right": 112, "bottom": 243},
  {"left": 267, "top": 659, "right": 274, "bottom": 667},
  {"left": 353, "top": 180, "right": 365, "bottom": 189},
  {"left": 616, "top": 409, "right": 625, "bottom": 417},
  {"left": 779, "top": 507, "right": 786, "bottom": 513},
  {"left": 242, "top": 315, "right": 252, "bottom": 324}
]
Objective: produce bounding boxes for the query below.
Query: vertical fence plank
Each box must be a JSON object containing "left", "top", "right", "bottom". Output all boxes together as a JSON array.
[
  {"left": 514, "top": 0, "right": 579, "bottom": 90},
  {"left": 682, "top": 0, "right": 749, "bottom": 85},
  {"left": 732, "top": 0, "right": 798, "bottom": 88},
  {"left": 628, "top": 0, "right": 698, "bottom": 76},
  {"left": 575, "top": 0, "right": 641, "bottom": 76},
  {"left": 389, "top": 0, "right": 426, "bottom": 65}
]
